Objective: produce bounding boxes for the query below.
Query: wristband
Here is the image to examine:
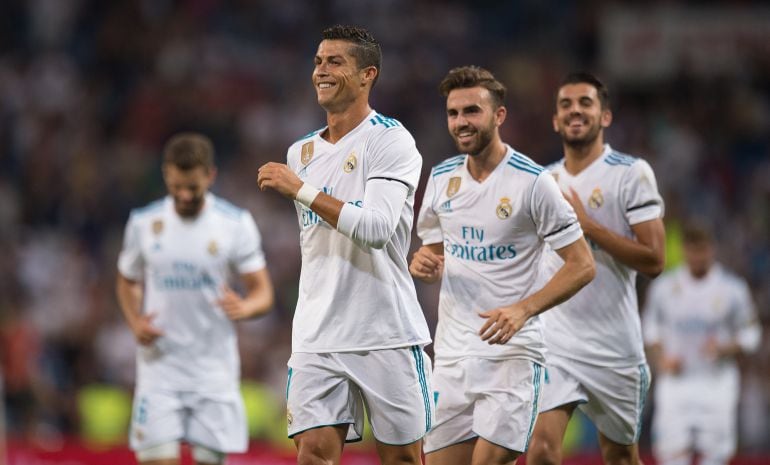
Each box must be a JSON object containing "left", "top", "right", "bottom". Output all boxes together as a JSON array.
[{"left": 295, "top": 182, "right": 321, "bottom": 208}]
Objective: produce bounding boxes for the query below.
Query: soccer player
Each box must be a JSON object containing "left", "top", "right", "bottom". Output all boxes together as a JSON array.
[
  {"left": 643, "top": 222, "right": 761, "bottom": 465},
  {"left": 116, "top": 132, "right": 274, "bottom": 465},
  {"left": 527, "top": 72, "right": 666, "bottom": 465},
  {"left": 410, "top": 66, "right": 595, "bottom": 465},
  {"left": 256, "top": 26, "right": 433, "bottom": 465}
]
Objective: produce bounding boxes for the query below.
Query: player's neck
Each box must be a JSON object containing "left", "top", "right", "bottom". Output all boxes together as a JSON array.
[
  {"left": 467, "top": 139, "right": 506, "bottom": 182},
  {"left": 563, "top": 137, "right": 605, "bottom": 175},
  {"left": 322, "top": 100, "right": 372, "bottom": 144}
]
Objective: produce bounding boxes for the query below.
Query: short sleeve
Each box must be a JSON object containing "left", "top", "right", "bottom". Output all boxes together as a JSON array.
[
  {"left": 117, "top": 213, "right": 145, "bottom": 280},
  {"left": 531, "top": 173, "right": 583, "bottom": 250},
  {"left": 367, "top": 127, "right": 422, "bottom": 195},
  {"left": 233, "top": 212, "right": 267, "bottom": 274},
  {"left": 622, "top": 160, "right": 664, "bottom": 225},
  {"left": 416, "top": 174, "right": 442, "bottom": 245}
]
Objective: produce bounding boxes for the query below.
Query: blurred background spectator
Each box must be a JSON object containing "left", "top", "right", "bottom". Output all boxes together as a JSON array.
[{"left": 1, "top": 0, "right": 769, "bottom": 462}]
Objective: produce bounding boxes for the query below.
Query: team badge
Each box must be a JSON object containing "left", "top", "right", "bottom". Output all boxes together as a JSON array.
[
  {"left": 134, "top": 428, "right": 144, "bottom": 441},
  {"left": 287, "top": 409, "right": 293, "bottom": 426},
  {"left": 446, "top": 177, "right": 461, "bottom": 197},
  {"left": 588, "top": 188, "right": 604, "bottom": 209},
  {"left": 343, "top": 152, "right": 357, "bottom": 173},
  {"left": 151, "top": 219, "right": 163, "bottom": 236},
  {"left": 551, "top": 172, "right": 559, "bottom": 183},
  {"left": 207, "top": 240, "right": 218, "bottom": 256},
  {"left": 300, "top": 141, "right": 314, "bottom": 165},
  {"left": 496, "top": 197, "right": 513, "bottom": 219}
]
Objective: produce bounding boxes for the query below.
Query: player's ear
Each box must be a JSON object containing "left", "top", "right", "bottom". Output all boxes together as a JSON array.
[
  {"left": 495, "top": 105, "right": 506, "bottom": 127},
  {"left": 207, "top": 166, "right": 218, "bottom": 185},
  {"left": 552, "top": 113, "right": 559, "bottom": 133},
  {"left": 361, "top": 66, "right": 377, "bottom": 88},
  {"left": 601, "top": 109, "right": 612, "bottom": 128}
]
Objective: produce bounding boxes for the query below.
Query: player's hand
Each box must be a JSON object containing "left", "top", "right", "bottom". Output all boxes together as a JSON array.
[
  {"left": 131, "top": 312, "right": 164, "bottom": 346},
  {"left": 563, "top": 188, "right": 597, "bottom": 234},
  {"left": 660, "top": 355, "right": 682, "bottom": 375},
  {"left": 409, "top": 246, "right": 444, "bottom": 283},
  {"left": 218, "top": 285, "right": 253, "bottom": 320},
  {"left": 257, "top": 162, "right": 303, "bottom": 199},
  {"left": 478, "top": 304, "right": 530, "bottom": 345}
]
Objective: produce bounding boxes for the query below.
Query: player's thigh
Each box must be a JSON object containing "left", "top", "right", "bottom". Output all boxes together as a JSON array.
[
  {"left": 345, "top": 346, "right": 434, "bottom": 446},
  {"left": 130, "top": 389, "right": 185, "bottom": 452},
  {"left": 578, "top": 362, "right": 651, "bottom": 445},
  {"left": 286, "top": 353, "right": 365, "bottom": 443},
  {"left": 472, "top": 438, "right": 521, "bottom": 465},
  {"left": 293, "top": 425, "right": 347, "bottom": 465},
  {"left": 424, "top": 359, "right": 476, "bottom": 454},
  {"left": 186, "top": 389, "right": 248, "bottom": 454},
  {"left": 527, "top": 403, "right": 576, "bottom": 465},
  {"left": 598, "top": 433, "right": 641, "bottom": 465},
  {"left": 425, "top": 438, "right": 476, "bottom": 465},
  {"left": 473, "top": 359, "right": 544, "bottom": 454},
  {"left": 375, "top": 438, "right": 423, "bottom": 465}
]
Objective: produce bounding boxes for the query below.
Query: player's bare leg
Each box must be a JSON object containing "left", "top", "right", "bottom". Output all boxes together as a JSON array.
[
  {"left": 471, "top": 438, "right": 520, "bottom": 465},
  {"left": 425, "top": 438, "right": 475, "bottom": 465},
  {"left": 375, "top": 439, "right": 423, "bottom": 465},
  {"left": 598, "top": 433, "right": 641, "bottom": 465},
  {"left": 526, "top": 403, "right": 576, "bottom": 465},
  {"left": 294, "top": 425, "right": 347, "bottom": 465}
]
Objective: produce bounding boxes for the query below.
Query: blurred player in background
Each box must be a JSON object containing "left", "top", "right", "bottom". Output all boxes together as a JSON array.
[
  {"left": 410, "top": 66, "right": 594, "bottom": 465},
  {"left": 643, "top": 221, "right": 761, "bottom": 465},
  {"left": 116, "top": 132, "right": 274, "bottom": 465},
  {"left": 528, "top": 72, "right": 666, "bottom": 465},
  {"left": 257, "top": 25, "right": 433, "bottom": 465}
]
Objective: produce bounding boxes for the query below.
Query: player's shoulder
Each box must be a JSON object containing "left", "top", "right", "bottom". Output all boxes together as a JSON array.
[
  {"left": 288, "top": 126, "right": 325, "bottom": 151},
  {"left": 602, "top": 146, "right": 656, "bottom": 174},
  {"left": 130, "top": 197, "right": 166, "bottom": 221},
  {"left": 504, "top": 149, "right": 546, "bottom": 178},
  {"left": 713, "top": 264, "right": 748, "bottom": 289},
  {"left": 363, "top": 112, "right": 414, "bottom": 143},
  {"left": 210, "top": 194, "right": 247, "bottom": 222},
  {"left": 430, "top": 154, "right": 466, "bottom": 179}
]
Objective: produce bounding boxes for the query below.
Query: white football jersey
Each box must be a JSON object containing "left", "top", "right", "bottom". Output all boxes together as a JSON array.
[
  {"left": 643, "top": 263, "right": 760, "bottom": 381},
  {"left": 118, "top": 193, "right": 266, "bottom": 391},
  {"left": 417, "top": 146, "right": 582, "bottom": 364},
  {"left": 287, "top": 110, "right": 431, "bottom": 353},
  {"left": 542, "top": 144, "right": 664, "bottom": 366}
]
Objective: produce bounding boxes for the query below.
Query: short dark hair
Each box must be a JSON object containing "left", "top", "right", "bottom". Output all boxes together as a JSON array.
[
  {"left": 322, "top": 25, "right": 382, "bottom": 87},
  {"left": 439, "top": 66, "right": 506, "bottom": 108},
  {"left": 682, "top": 219, "right": 714, "bottom": 246},
  {"left": 558, "top": 72, "right": 610, "bottom": 109},
  {"left": 162, "top": 132, "right": 215, "bottom": 171}
]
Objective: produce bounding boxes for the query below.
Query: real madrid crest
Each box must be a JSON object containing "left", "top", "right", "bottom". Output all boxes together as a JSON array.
[
  {"left": 287, "top": 409, "right": 293, "bottom": 426},
  {"left": 301, "top": 141, "right": 314, "bottom": 165},
  {"left": 496, "top": 197, "right": 513, "bottom": 219},
  {"left": 588, "top": 188, "right": 604, "bottom": 209},
  {"left": 152, "top": 219, "right": 164, "bottom": 236},
  {"left": 207, "top": 240, "right": 218, "bottom": 256},
  {"left": 343, "top": 152, "right": 357, "bottom": 173},
  {"left": 446, "top": 176, "right": 461, "bottom": 197}
]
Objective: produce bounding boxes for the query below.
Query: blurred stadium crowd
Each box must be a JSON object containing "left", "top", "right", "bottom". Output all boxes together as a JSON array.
[{"left": 1, "top": 0, "right": 769, "bottom": 457}]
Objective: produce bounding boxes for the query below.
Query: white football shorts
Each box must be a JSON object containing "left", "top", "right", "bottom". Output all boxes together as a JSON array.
[
  {"left": 424, "top": 358, "right": 543, "bottom": 454},
  {"left": 130, "top": 387, "right": 247, "bottom": 453},
  {"left": 286, "top": 345, "right": 434, "bottom": 445},
  {"left": 539, "top": 354, "right": 651, "bottom": 445},
  {"left": 652, "top": 374, "right": 738, "bottom": 461}
]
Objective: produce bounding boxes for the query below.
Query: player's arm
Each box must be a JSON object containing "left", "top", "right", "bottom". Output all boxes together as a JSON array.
[
  {"left": 218, "top": 268, "right": 275, "bottom": 320},
  {"left": 570, "top": 191, "right": 665, "bottom": 278},
  {"left": 116, "top": 273, "right": 164, "bottom": 345},
  {"left": 705, "top": 281, "right": 762, "bottom": 359},
  {"left": 409, "top": 243, "right": 444, "bottom": 284},
  {"left": 479, "top": 237, "right": 595, "bottom": 345}
]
